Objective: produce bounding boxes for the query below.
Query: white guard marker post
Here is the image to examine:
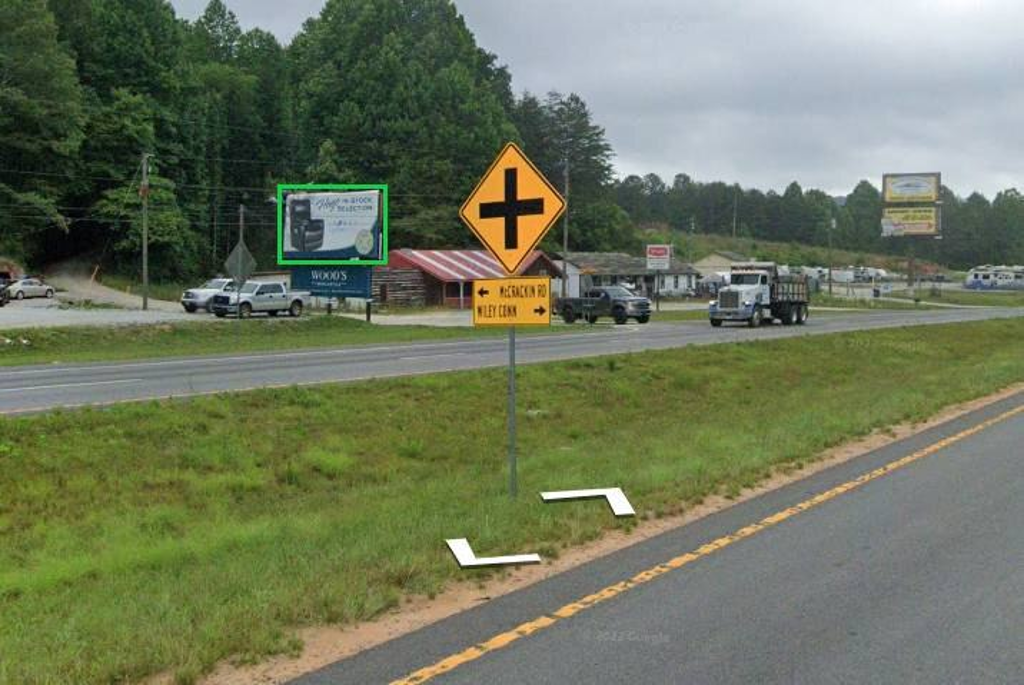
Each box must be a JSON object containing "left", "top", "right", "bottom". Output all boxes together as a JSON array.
[
  {"left": 446, "top": 538, "right": 541, "bottom": 568},
  {"left": 540, "top": 488, "right": 636, "bottom": 517}
]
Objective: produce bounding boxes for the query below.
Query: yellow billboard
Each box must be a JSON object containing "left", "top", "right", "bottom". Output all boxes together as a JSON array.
[
  {"left": 883, "top": 173, "right": 940, "bottom": 204},
  {"left": 881, "top": 206, "right": 939, "bottom": 236}
]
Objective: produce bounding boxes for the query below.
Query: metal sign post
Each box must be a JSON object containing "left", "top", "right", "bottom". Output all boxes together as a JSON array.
[
  {"left": 461, "top": 143, "right": 565, "bottom": 499},
  {"left": 507, "top": 327, "right": 517, "bottom": 498}
]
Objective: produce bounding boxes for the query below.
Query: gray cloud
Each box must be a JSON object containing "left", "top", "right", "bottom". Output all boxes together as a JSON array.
[{"left": 171, "top": 1, "right": 1024, "bottom": 196}]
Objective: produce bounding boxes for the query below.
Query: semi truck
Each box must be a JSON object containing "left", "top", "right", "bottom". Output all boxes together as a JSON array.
[{"left": 709, "top": 262, "right": 809, "bottom": 327}]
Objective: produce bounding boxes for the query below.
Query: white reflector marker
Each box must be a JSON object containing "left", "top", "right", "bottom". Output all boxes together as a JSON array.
[
  {"left": 445, "top": 538, "right": 541, "bottom": 568},
  {"left": 540, "top": 488, "right": 636, "bottom": 517}
]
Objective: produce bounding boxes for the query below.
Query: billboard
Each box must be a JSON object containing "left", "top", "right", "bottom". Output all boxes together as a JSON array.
[
  {"left": 290, "top": 266, "right": 372, "bottom": 298},
  {"left": 646, "top": 244, "right": 671, "bottom": 270},
  {"left": 881, "top": 206, "right": 939, "bottom": 237},
  {"left": 277, "top": 184, "right": 388, "bottom": 266},
  {"left": 883, "top": 173, "right": 940, "bottom": 204}
]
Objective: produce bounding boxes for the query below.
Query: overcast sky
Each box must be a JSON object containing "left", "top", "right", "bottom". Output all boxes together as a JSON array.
[{"left": 170, "top": 1, "right": 1024, "bottom": 197}]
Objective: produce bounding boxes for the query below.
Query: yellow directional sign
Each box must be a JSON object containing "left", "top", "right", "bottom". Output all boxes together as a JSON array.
[
  {"left": 460, "top": 142, "right": 566, "bottom": 275},
  {"left": 473, "top": 276, "right": 551, "bottom": 327}
]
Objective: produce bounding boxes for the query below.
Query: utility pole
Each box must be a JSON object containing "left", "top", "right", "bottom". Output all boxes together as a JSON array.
[
  {"left": 828, "top": 217, "right": 835, "bottom": 296},
  {"left": 732, "top": 186, "right": 738, "bottom": 239},
  {"left": 561, "top": 154, "right": 570, "bottom": 298},
  {"left": 238, "top": 203, "right": 245, "bottom": 320},
  {"left": 688, "top": 215, "right": 696, "bottom": 264},
  {"left": 140, "top": 153, "right": 151, "bottom": 311}
]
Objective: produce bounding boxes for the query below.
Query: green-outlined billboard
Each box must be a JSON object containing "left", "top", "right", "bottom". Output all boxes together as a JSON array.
[{"left": 276, "top": 184, "right": 388, "bottom": 266}]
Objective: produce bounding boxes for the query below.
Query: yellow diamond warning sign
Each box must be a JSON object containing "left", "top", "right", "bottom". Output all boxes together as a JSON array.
[
  {"left": 460, "top": 142, "right": 566, "bottom": 275},
  {"left": 473, "top": 276, "right": 551, "bottom": 327}
]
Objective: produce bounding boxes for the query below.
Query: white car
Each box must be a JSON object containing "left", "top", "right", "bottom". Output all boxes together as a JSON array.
[
  {"left": 180, "top": 278, "right": 235, "bottom": 313},
  {"left": 7, "top": 278, "right": 54, "bottom": 300}
]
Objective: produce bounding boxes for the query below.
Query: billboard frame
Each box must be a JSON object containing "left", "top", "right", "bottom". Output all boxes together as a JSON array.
[{"left": 276, "top": 183, "right": 389, "bottom": 267}]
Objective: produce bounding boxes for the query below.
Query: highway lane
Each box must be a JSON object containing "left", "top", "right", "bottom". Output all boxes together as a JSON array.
[
  {"left": 1, "top": 307, "right": 1021, "bottom": 414},
  {"left": 294, "top": 390, "right": 1024, "bottom": 685}
]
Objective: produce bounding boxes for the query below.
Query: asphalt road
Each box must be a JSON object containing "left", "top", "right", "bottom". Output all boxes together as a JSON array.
[
  {"left": 1, "top": 308, "right": 1022, "bottom": 415},
  {"left": 294, "top": 390, "right": 1024, "bottom": 685}
]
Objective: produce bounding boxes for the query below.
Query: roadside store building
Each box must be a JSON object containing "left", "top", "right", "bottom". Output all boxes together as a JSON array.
[
  {"left": 553, "top": 252, "right": 700, "bottom": 298},
  {"left": 373, "top": 248, "right": 561, "bottom": 308}
]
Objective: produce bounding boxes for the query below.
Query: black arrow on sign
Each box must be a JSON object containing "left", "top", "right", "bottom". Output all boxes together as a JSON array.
[
  {"left": 534, "top": 305, "right": 546, "bottom": 316},
  {"left": 477, "top": 288, "right": 490, "bottom": 298}
]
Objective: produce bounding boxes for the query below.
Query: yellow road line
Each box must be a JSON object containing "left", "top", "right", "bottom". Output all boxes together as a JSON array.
[{"left": 392, "top": 401, "right": 1024, "bottom": 684}]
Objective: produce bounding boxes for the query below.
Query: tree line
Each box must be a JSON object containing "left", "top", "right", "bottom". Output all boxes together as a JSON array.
[
  {"left": 615, "top": 175, "right": 1024, "bottom": 269},
  {"left": 1, "top": 0, "right": 1020, "bottom": 280}
]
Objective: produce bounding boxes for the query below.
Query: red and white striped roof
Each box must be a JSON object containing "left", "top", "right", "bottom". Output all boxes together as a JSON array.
[{"left": 390, "top": 249, "right": 549, "bottom": 281}]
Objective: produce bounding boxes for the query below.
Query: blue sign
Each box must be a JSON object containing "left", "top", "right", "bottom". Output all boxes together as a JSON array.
[{"left": 291, "top": 266, "right": 372, "bottom": 298}]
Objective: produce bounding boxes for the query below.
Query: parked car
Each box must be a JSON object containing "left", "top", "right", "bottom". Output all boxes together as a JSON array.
[
  {"left": 7, "top": 278, "right": 54, "bottom": 300},
  {"left": 555, "top": 285, "right": 652, "bottom": 324},
  {"left": 180, "top": 278, "right": 235, "bottom": 313},
  {"left": 210, "top": 281, "right": 311, "bottom": 318}
]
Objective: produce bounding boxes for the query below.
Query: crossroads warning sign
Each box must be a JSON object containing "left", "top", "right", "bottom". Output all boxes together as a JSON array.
[
  {"left": 460, "top": 143, "right": 566, "bottom": 275},
  {"left": 472, "top": 276, "right": 551, "bottom": 327}
]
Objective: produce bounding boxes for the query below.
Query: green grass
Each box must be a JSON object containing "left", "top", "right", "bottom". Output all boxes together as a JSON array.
[
  {"left": 810, "top": 294, "right": 937, "bottom": 310},
  {"left": 0, "top": 316, "right": 571, "bottom": 368},
  {"left": 889, "top": 288, "right": 1024, "bottom": 308},
  {"left": 2, "top": 318, "right": 1024, "bottom": 684},
  {"left": 646, "top": 309, "right": 708, "bottom": 321}
]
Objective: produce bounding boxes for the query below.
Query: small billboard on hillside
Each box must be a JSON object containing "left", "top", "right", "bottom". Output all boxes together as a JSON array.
[{"left": 881, "top": 172, "right": 941, "bottom": 237}]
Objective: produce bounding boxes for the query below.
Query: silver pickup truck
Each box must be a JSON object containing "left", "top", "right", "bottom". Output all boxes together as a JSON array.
[{"left": 210, "top": 281, "right": 310, "bottom": 318}]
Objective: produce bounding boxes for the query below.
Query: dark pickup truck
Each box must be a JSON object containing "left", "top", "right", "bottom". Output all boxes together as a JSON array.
[{"left": 555, "top": 285, "right": 652, "bottom": 325}]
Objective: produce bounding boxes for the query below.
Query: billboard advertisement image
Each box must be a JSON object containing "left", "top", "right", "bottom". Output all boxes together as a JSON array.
[
  {"left": 277, "top": 184, "right": 388, "bottom": 266},
  {"left": 882, "top": 173, "right": 940, "bottom": 204},
  {"left": 881, "top": 206, "right": 939, "bottom": 236}
]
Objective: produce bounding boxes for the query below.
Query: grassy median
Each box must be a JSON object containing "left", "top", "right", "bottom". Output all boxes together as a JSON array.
[
  {"left": 1, "top": 318, "right": 1023, "bottom": 683},
  {"left": 889, "top": 288, "right": 1024, "bottom": 308}
]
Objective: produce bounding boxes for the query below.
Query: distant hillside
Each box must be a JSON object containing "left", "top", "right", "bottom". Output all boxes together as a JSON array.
[{"left": 660, "top": 232, "right": 946, "bottom": 274}]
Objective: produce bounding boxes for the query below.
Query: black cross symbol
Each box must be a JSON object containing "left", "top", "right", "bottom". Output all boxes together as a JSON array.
[{"left": 479, "top": 168, "right": 545, "bottom": 249}]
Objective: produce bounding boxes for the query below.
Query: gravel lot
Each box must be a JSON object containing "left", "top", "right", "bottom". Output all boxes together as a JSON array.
[{"left": 0, "top": 297, "right": 208, "bottom": 329}]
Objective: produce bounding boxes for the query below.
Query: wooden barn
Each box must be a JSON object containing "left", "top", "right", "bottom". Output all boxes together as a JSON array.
[{"left": 373, "top": 249, "right": 561, "bottom": 308}]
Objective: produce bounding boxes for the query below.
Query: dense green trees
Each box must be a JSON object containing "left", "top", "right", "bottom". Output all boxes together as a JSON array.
[
  {"left": 613, "top": 171, "right": 1024, "bottom": 269},
  {"left": 0, "top": 0, "right": 84, "bottom": 259},
  {"left": 1, "top": 0, "right": 1021, "bottom": 276}
]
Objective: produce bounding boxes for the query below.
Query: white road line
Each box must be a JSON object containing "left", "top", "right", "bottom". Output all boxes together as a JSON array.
[
  {"left": 0, "top": 378, "right": 144, "bottom": 394},
  {"left": 445, "top": 538, "right": 541, "bottom": 568},
  {"left": 540, "top": 488, "right": 636, "bottom": 516}
]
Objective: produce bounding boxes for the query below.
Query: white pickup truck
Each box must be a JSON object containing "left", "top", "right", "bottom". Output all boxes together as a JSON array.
[{"left": 210, "top": 281, "right": 310, "bottom": 318}]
